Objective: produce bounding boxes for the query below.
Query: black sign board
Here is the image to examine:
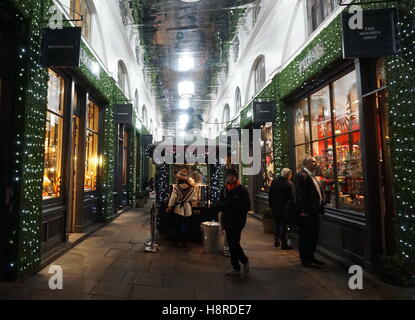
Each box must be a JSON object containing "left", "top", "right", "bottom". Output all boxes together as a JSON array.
[
  {"left": 342, "top": 8, "right": 399, "bottom": 58},
  {"left": 253, "top": 102, "right": 276, "bottom": 123},
  {"left": 142, "top": 134, "right": 153, "bottom": 146},
  {"left": 40, "top": 27, "right": 82, "bottom": 67},
  {"left": 114, "top": 104, "right": 133, "bottom": 124}
]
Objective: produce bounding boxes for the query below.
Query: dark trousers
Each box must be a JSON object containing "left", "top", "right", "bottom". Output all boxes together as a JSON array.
[
  {"left": 224, "top": 226, "right": 248, "bottom": 270},
  {"left": 173, "top": 214, "right": 189, "bottom": 243},
  {"left": 274, "top": 216, "right": 288, "bottom": 246},
  {"left": 298, "top": 219, "right": 320, "bottom": 264}
]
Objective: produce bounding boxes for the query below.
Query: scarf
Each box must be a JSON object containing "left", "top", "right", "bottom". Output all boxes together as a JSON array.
[{"left": 226, "top": 179, "right": 241, "bottom": 192}]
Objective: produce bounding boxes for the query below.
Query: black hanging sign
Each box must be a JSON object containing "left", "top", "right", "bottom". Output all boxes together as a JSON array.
[
  {"left": 40, "top": 27, "right": 82, "bottom": 67},
  {"left": 253, "top": 101, "right": 276, "bottom": 123},
  {"left": 342, "top": 8, "right": 399, "bottom": 58},
  {"left": 114, "top": 104, "right": 133, "bottom": 124}
]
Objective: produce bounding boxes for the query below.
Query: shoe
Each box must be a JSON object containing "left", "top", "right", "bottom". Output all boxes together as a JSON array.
[
  {"left": 242, "top": 262, "right": 250, "bottom": 274},
  {"left": 274, "top": 240, "right": 281, "bottom": 247},
  {"left": 302, "top": 262, "right": 321, "bottom": 268},
  {"left": 312, "top": 259, "right": 325, "bottom": 266},
  {"left": 226, "top": 269, "right": 241, "bottom": 276},
  {"left": 281, "top": 245, "right": 293, "bottom": 250},
  {"left": 223, "top": 250, "right": 231, "bottom": 257}
]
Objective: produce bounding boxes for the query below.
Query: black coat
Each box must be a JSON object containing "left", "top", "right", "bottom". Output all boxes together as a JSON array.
[
  {"left": 268, "top": 176, "right": 295, "bottom": 220},
  {"left": 293, "top": 169, "right": 324, "bottom": 224},
  {"left": 219, "top": 184, "right": 251, "bottom": 229}
]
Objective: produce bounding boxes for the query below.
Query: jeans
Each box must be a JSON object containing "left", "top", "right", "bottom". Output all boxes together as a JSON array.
[{"left": 224, "top": 226, "right": 248, "bottom": 270}]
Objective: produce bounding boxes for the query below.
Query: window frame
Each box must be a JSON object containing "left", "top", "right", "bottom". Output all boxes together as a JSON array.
[{"left": 291, "top": 68, "right": 365, "bottom": 215}]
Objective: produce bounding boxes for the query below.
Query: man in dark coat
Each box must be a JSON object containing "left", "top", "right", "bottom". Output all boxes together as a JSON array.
[
  {"left": 294, "top": 155, "right": 325, "bottom": 268},
  {"left": 219, "top": 167, "right": 251, "bottom": 276},
  {"left": 268, "top": 168, "right": 294, "bottom": 249}
]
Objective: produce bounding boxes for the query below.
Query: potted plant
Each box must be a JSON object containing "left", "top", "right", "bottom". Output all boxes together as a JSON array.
[
  {"left": 262, "top": 208, "right": 274, "bottom": 234},
  {"left": 135, "top": 191, "right": 146, "bottom": 208}
]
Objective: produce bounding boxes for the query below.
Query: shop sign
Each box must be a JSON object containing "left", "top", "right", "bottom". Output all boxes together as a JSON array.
[
  {"left": 40, "top": 27, "right": 82, "bottom": 67},
  {"left": 298, "top": 43, "right": 325, "bottom": 74},
  {"left": 142, "top": 134, "right": 153, "bottom": 146},
  {"left": 253, "top": 102, "right": 276, "bottom": 124},
  {"left": 342, "top": 8, "right": 399, "bottom": 58},
  {"left": 114, "top": 104, "right": 133, "bottom": 124}
]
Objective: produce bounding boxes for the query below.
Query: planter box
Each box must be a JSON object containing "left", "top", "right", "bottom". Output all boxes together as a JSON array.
[{"left": 263, "top": 218, "right": 274, "bottom": 234}]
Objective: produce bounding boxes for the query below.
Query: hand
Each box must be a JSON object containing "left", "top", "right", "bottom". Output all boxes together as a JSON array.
[
  {"left": 166, "top": 206, "right": 173, "bottom": 213},
  {"left": 299, "top": 213, "right": 309, "bottom": 217}
]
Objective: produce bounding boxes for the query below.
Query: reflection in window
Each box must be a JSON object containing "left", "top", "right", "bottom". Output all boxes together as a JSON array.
[
  {"left": 122, "top": 126, "right": 128, "bottom": 186},
  {"left": 254, "top": 56, "right": 266, "bottom": 94},
  {"left": 235, "top": 87, "right": 242, "bottom": 116},
  {"left": 84, "top": 100, "right": 99, "bottom": 191},
  {"left": 222, "top": 104, "right": 230, "bottom": 129},
  {"left": 43, "top": 71, "right": 65, "bottom": 199},
  {"left": 293, "top": 70, "right": 364, "bottom": 213},
  {"left": 307, "top": 0, "right": 338, "bottom": 34},
  {"left": 70, "top": 0, "right": 92, "bottom": 41}
]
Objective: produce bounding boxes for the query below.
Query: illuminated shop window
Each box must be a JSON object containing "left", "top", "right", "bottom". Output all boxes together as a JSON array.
[
  {"left": 43, "top": 71, "right": 65, "bottom": 199},
  {"left": 293, "top": 71, "right": 364, "bottom": 213},
  {"left": 255, "top": 122, "right": 274, "bottom": 194},
  {"left": 84, "top": 100, "right": 99, "bottom": 191}
]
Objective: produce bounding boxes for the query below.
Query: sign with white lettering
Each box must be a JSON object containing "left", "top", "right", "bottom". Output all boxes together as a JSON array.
[
  {"left": 115, "top": 104, "right": 133, "bottom": 124},
  {"left": 253, "top": 102, "right": 276, "bottom": 124},
  {"left": 298, "top": 44, "right": 325, "bottom": 74},
  {"left": 40, "top": 27, "right": 81, "bottom": 67},
  {"left": 342, "top": 8, "right": 399, "bottom": 58}
]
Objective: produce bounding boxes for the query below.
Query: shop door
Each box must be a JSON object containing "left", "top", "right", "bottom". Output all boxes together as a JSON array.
[{"left": 0, "top": 18, "right": 18, "bottom": 274}]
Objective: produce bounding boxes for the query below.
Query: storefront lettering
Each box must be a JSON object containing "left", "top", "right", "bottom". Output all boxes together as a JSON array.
[{"left": 298, "top": 43, "right": 325, "bottom": 74}]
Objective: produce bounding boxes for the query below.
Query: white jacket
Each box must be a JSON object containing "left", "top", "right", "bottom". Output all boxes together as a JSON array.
[{"left": 168, "top": 184, "right": 196, "bottom": 217}]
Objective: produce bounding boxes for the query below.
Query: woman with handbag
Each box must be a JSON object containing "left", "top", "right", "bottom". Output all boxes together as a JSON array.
[{"left": 166, "top": 169, "right": 196, "bottom": 247}]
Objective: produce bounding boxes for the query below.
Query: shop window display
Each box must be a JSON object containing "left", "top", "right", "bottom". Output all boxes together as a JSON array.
[
  {"left": 84, "top": 100, "right": 99, "bottom": 191},
  {"left": 43, "top": 71, "right": 65, "bottom": 199},
  {"left": 293, "top": 70, "right": 364, "bottom": 213},
  {"left": 255, "top": 123, "right": 274, "bottom": 193}
]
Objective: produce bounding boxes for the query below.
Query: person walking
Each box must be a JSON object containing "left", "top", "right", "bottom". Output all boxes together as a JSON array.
[
  {"left": 293, "top": 156, "right": 325, "bottom": 268},
  {"left": 166, "top": 169, "right": 196, "bottom": 247},
  {"left": 268, "top": 168, "right": 295, "bottom": 250},
  {"left": 219, "top": 167, "right": 251, "bottom": 276}
]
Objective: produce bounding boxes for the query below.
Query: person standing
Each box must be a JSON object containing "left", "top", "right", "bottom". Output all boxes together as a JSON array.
[
  {"left": 166, "top": 169, "right": 196, "bottom": 247},
  {"left": 219, "top": 167, "right": 251, "bottom": 276},
  {"left": 294, "top": 155, "right": 325, "bottom": 268},
  {"left": 268, "top": 168, "right": 295, "bottom": 250}
]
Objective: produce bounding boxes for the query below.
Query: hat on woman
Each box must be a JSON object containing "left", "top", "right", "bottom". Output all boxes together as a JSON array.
[{"left": 225, "top": 166, "right": 239, "bottom": 179}]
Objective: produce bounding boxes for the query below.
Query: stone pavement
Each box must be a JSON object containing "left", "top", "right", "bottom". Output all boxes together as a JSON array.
[{"left": 0, "top": 208, "right": 383, "bottom": 300}]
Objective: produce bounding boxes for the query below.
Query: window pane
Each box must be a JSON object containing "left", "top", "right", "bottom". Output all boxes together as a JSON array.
[
  {"left": 122, "top": 127, "right": 128, "bottom": 185},
  {"left": 294, "top": 99, "right": 310, "bottom": 145},
  {"left": 313, "top": 139, "right": 336, "bottom": 208},
  {"left": 256, "top": 123, "right": 274, "bottom": 193},
  {"left": 43, "top": 112, "right": 64, "bottom": 199},
  {"left": 47, "top": 71, "right": 64, "bottom": 115},
  {"left": 295, "top": 144, "right": 311, "bottom": 171},
  {"left": 333, "top": 71, "right": 360, "bottom": 134},
  {"left": 335, "top": 132, "right": 364, "bottom": 213},
  {"left": 87, "top": 100, "right": 99, "bottom": 131},
  {"left": 310, "top": 86, "right": 331, "bottom": 139},
  {"left": 84, "top": 131, "right": 99, "bottom": 191}
]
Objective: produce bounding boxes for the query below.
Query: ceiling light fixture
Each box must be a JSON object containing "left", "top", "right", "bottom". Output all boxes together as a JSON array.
[
  {"left": 178, "top": 80, "right": 195, "bottom": 96},
  {"left": 180, "top": 0, "right": 201, "bottom": 3},
  {"left": 179, "top": 99, "right": 190, "bottom": 110},
  {"left": 178, "top": 55, "right": 195, "bottom": 72}
]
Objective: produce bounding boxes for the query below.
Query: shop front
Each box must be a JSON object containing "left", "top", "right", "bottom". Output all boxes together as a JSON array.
[
  {"left": 282, "top": 44, "right": 394, "bottom": 267},
  {"left": 41, "top": 68, "right": 106, "bottom": 256}
]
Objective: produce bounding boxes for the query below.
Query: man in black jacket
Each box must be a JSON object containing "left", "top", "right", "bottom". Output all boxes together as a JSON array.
[
  {"left": 269, "top": 168, "right": 294, "bottom": 250},
  {"left": 219, "top": 167, "right": 251, "bottom": 276},
  {"left": 294, "top": 155, "right": 325, "bottom": 268}
]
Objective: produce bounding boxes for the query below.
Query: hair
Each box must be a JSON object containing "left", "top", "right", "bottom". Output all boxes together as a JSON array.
[
  {"left": 281, "top": 168, "right": 292, "bottom": 178},
  {"left": 303, "top": 155, "right": 316, "bottom": 167}
]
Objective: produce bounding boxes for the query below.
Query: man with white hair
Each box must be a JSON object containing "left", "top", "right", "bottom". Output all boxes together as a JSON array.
[
  {"left": 293, "top": 155, "right": 325, "bottom": 268},
  {"left": 268, "top": 168, "right": 295, "bottom": 250}
]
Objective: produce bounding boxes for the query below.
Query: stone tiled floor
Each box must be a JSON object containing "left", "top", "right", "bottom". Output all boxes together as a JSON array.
[{"left": 0, "top": 208, "right": 383, "bottom": 300}]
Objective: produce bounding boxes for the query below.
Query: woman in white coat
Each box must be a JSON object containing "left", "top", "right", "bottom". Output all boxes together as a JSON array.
[{"left": 166, "top": 169, "right": 196, "bottom": 246}]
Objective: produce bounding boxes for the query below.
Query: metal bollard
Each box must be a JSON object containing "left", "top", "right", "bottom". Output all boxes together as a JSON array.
[{"left": 144, "top": 201, "right": 159, "bottom": 253}]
